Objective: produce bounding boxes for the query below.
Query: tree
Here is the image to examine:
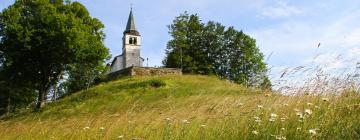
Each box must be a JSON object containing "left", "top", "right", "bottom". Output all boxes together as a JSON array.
[
  {"left": 163, "top": 12, "right": 270, "bottom": 88},
  {"left": 62, "top": 62, "right": 109, "bottom": 94},
  {"left": 0, "top": 0, "right": 109, "bottom": 111}
]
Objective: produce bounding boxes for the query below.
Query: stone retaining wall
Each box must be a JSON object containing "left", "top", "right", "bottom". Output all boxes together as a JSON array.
[{"left": 107, "top": 66, "right": 182, "bottom": 81}]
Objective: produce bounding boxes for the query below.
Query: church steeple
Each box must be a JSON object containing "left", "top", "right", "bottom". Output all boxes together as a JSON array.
[{"left": 124, "top": 8, "right": 139, "bottom": 35}]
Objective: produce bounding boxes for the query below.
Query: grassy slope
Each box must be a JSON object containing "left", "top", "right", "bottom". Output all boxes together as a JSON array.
[{"left": 0, "top": 75, "right": 359, "bottom": 140}]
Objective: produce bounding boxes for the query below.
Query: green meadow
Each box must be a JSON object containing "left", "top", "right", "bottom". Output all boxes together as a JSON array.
[{"left": 0, "top": 75, "right": 359, "bottom": 139}]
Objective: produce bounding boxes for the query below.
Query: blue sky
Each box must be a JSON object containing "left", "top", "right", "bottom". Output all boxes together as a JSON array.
[{"left": 1, "top": 0, "right": 360, "bottom": 77}]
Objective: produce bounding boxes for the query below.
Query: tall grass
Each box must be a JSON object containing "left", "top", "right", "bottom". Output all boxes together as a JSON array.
[
  {"left": 270, "top": 52, "right": 360, "bottom": 95},
  {"left": 0, "top": 75, "right": 359, "bottom": 139}
]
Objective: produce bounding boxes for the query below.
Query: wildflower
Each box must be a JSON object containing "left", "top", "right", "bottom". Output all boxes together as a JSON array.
[
  {"left": 254, "top": 116, "right": 261, "bottom": 123},
  {"left": 296, "top": 127, "right": 301, "bottom": 131},
  {"left": 257, "top": 105, "right": 264, "bottom": 109},
  {"left": 165, "top": 118, "right": 172, "bottom": 121},
  {"left": 118, "top": 135, "right": 124, "bottom": 139},
  {"left": 100, "top": 127, "right": 105, "bottom": 130},
  {"left": 322, "top": 98, "right": 329, "bottom": 102},
  {"left": 252, "top": 130, "right": 259, "bottom": 135},
  {"left": 309, "top": 129, "right": 317, "bottom": 136},
  {"left": 296, "top": 112, "right": 304, "bottom": 122},
  {"left": 237, "top": 103, "right": 244, "bottom": 106},
  {"left": 182, "top": 119, "right": 190, "bottom": 124},
  {"left": 267, "top": 113, "right": 278, "bottom": 122},
  {"left": 305, "top": 109, "right": 312, "bottom": 115},
  {"left": 83, "top": 126, "right": 90, "bottom": 130},
  {"left": 276, "top": 135, "right": 287, "bottom": 140},
  {"left": 270, "top": 113, "right": 278, "bottom": 118},
  {"left": 269, "top": 118, "right": 276, "bottom": 122},
  {"left": 280, "top": 118, "right": 286, "bottom": 122}
]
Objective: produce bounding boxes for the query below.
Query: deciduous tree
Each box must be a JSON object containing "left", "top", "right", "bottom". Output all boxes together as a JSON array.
[
  {"left": 164, "top": 12, "right": 270, "bottom": 88},
  {"left": 0, "top": 0, "right": 109, "bottom": 111}
]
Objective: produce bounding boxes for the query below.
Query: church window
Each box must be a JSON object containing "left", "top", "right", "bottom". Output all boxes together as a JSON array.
[
  {"left": 129, "top": 37, "right": 137, "bottom": 45},
  {"left": 129, "top": 37, "right": 133, "bottom": 44},
  {"left": 134, "top": 38, "right": 137, "bottom": 45}
]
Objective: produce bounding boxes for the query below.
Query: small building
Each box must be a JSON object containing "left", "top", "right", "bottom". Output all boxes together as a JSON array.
[{"left": 109, "top": 8, "right": 144, "bottom": 73}]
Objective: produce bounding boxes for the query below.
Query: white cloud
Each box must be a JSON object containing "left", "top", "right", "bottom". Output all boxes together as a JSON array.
[
  {"left": 345, "top": 28, "right": 360, "bottom": 46},
  {"left": 261, "top": 1, "right": 301, "bottom": 18}
]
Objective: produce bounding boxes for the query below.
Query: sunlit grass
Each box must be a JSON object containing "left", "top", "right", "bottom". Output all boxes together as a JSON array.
[{"left": 0, "top": 75, "right": 359, "bottom": 139}]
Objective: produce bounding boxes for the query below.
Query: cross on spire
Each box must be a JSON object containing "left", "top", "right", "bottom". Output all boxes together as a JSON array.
[{"left": 124, "top": 3, "right": 139, "bottom": 35}]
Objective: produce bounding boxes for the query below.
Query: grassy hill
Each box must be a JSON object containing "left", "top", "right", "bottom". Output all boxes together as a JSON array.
[{"left": 0, "top": 75, "right": 359, "bottom": 140}]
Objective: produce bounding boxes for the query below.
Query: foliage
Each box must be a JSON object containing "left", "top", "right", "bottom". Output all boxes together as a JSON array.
[
  {"left": 62, "top": 61, "right": 109, "bottom": 95},
  {"left": 0, "top": 66, "right": 36, "bottom": 116},
  {"left": 0, "top": 75, "right": 358, "bottom": 139},
  {"left": 0, "top": 0, "right": 109, "bottom": 110},
  {"left": 163, "top": 12, "right": 270, "bottom": 88}
]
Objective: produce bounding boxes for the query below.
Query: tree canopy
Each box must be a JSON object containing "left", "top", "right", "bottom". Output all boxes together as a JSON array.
[
  {"left": 163, "top": 12, "right": 271, "bottom": 88},
  {"left": 0, "top": 0, "right": 109, "bottom": 111}
]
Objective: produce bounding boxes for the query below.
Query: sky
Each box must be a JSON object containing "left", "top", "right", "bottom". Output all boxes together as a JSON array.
[{"left": 1, "top": 0, "right": 360, "bottom": 79}]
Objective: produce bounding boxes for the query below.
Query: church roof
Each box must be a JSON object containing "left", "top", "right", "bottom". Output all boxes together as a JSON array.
[{"left": 124, "top": 9, "right": 140, "bottom": 35}]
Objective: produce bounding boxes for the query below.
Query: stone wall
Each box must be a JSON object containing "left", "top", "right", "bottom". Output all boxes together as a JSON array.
[{"left": 106, "top": 66, "right": 182, "bottom": 81}]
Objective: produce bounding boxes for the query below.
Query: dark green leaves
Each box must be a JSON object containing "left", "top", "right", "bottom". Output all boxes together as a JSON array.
[
  {"left": 0, "top": 0, "right": 110, "bottom": 111},
  {"left": 163, "top": 12, "right": 270, "bottom": 88}
]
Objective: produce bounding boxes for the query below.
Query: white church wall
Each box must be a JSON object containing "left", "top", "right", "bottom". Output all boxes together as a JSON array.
[{"left": 110, "top": 56, "right": 124, "bottom": 73}]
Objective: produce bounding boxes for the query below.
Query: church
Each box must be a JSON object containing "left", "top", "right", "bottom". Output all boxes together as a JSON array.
[
  {"left": 106, "top": 8, "right": 182, "bottom": 78},
  {"left": 108, "top": 9, "right": 144, "bottom": 73}
]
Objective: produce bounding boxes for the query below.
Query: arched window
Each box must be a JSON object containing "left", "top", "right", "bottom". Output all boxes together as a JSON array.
[
  {"left": 129, "top": 38, "right": 133, "bottom": 44},
  {"left": 133, "top": 37, "right": 137, "bottom": 45},
  {"left": 128, "top": 37, "right": 137, "bottom": 45}
]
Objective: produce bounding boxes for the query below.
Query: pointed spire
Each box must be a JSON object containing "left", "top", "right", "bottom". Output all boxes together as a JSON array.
[{"left": 124, "top": 7, "right": 139, "bottom": 35}]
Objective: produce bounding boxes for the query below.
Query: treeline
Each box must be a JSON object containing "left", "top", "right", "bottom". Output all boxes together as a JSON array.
[
  {"left": 163, "top": 12, "right": 271, "bottom": 88},
  {"left": 0, "top": 0, "right": 109, "bottom": 115}
]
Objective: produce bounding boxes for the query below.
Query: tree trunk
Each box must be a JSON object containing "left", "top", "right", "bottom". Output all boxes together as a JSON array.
[
  {"left": 52, "top": 85, "right": 58, "bottom": 101},
  {"left": 35, "top": 71, "right": 63, "bottom": 111},
  {"left": 6, "top": 95, "right": 10, "bottom": 116},
  {"left": 35, "top": 87, "right": 49, "bottom": 111}
]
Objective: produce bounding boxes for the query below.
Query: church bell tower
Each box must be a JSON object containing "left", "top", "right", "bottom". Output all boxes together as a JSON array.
[{"left": 122, "top": 8, "right": 142, "bottom": 68}]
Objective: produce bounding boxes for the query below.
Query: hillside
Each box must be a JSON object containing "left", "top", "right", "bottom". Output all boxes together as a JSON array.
[{"left": 0, "top": 75, "right": 359, "bottom": 139}]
